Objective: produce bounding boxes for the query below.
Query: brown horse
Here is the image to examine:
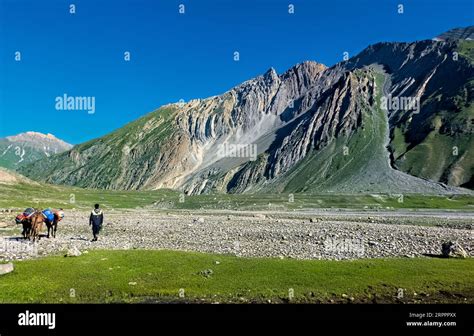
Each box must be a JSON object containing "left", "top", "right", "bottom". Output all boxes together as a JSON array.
[
  {"left": 45, "top": 217, "right": 58, "bottom": 238},
  {"left": 45, "top": 209, "right": 64, "bottom": 238},
  {"left": 28, "top": 211, "right": 45, "bottom": 242}
]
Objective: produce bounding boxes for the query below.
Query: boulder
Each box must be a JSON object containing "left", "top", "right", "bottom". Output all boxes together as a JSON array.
[
  {"left": 65, "top": 246, "right": 82, "bottom": 257},
  {"left": 0, "top": 263, "right": 14, "bottom": 275},
  {"left": 441, "top": 241, "right": 469, "bottom": 258}
]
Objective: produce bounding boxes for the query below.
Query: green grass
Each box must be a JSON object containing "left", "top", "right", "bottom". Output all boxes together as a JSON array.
[
  {"left": 175, "top": 193, "right": 474, "bottom": 211},
  {"left": 0, "top": 250, "right": 472, "bottom": 303},
  {"left": 390, "top": 126, "right": 408, "bottom": 160},
  {"left": 1, "top": 181, "right": 473, "bottom": 211},
  {"left": 0, "top": 182, "right": 177, "bottom": 210}
]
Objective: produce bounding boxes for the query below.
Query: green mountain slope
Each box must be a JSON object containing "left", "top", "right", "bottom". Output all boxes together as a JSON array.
[
  {"left": 19, "top": 107, "right": 181, "bottom": 189},
  {"left": 388, "top": 40, "right": 474, "bottom": 188}
]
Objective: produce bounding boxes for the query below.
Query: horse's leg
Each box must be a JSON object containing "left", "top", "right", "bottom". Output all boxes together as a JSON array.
[
  {"left": 31, "top": 217, "right": 38, "bottom": 242},
  {"left": 30, "top": 223, "right": 35, "bottom": 242},
  {"left": 23, "top": 222, "right": 28, "bottom": 239},
  {"left": 50, "top": 220, "right": 56, "bottom": 238},
  {"left": 47, "top": 223, "right": 50, "bottom": 238},
  {"left": 38, "top": 223, "right": 43, "bottom": 241},
  {"left": 34, "top": 225, "right": 39, "bottom": 242}
]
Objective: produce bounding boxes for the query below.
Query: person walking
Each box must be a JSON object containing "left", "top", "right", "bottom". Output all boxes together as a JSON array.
[{"left": 89, "top": 204, "right": 104, "bottom": 241}]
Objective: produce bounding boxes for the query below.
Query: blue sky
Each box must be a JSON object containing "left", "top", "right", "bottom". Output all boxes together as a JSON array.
[{"left": 1, "top": 0, "right": 473, "bottom": 144}]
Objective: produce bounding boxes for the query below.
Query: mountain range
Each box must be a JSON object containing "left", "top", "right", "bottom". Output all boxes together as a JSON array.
[{"left": 17, "top": 26, "right": 474, "bottom": 194}]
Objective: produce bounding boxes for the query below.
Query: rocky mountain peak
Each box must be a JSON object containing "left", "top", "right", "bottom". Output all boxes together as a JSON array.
[
  {"left": 434, "top": 25, "right": 474, "bottom": 41},
  {"left": 282, "top": 61, "right": 327, "bottom": 78},
  {"left": 263, "top": 67, "right": 278, "bottom": 78},
  {"left": 5, "top": 131, "right": 72, "bottom": 150}
]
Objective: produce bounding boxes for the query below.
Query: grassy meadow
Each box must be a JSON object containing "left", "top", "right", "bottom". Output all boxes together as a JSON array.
[{"left": 0, "top": 250, "right": 472, "bottom": 303}]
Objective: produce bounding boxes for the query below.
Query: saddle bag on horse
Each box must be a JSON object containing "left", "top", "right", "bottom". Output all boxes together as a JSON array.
[
  {"left": 15, "top": 214, "right": 25, "bottom": 224},
  {"left": 16, "top": 208, "right": 35, "bottom": 224},
  {"left": 42, "top": 208, "right": 55, "bottom": 223}
]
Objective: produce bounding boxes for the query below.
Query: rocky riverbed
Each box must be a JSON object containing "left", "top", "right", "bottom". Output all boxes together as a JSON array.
[{"left": 0, "top": 210, "right": 472, "bottom": 262}]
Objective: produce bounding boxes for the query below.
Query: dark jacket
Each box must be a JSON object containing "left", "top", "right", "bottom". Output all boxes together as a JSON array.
[{"left": 89, "top": 209, "right": 104, "bottom": 227}]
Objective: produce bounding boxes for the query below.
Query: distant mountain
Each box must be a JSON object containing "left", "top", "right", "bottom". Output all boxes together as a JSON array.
[
  {"left": 0, "top": 132, "right": 73, "bottom": 170},
  {"left": 20, "top": 27, "right": 474, "bottom": 194}
]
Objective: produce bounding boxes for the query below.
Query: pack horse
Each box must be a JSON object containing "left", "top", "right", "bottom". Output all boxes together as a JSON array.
[{"left": 15, "top": 208, "right": 65, "bottom": 241}]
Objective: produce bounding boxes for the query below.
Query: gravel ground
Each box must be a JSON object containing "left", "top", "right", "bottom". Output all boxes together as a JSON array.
[{"left": 0, "top": 210, "right": 472, "bottom": 262}]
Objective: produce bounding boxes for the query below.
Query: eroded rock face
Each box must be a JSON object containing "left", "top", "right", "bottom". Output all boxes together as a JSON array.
[{"left": 182, "top": 64, "right": 384, "bottom": 194}]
